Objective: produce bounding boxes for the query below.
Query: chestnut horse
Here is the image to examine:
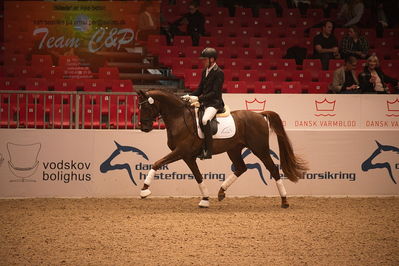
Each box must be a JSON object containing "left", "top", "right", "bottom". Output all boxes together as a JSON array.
[{"left": 137, "top": 89, "right": 307, "bottom": 208}]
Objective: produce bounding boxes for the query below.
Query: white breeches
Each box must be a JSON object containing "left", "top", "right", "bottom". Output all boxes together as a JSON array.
[{"left": 202, "top": 107, "right": 217, "bottom": 125}]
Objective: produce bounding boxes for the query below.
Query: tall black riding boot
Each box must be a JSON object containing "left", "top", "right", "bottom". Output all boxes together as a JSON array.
[{"left": 201, "top": 121, "right": 213, "bottom": 160}]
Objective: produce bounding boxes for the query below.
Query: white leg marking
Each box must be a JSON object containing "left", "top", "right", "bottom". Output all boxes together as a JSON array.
[
  {"left": 221, "top": 174, "right": 238, "bottom": 191},
  {"left": 144, "top": 169, "right": 156, "bottom": 186},
  {"left": 198, "top": 182, "right": 209, "bottom": 198},
  {"left": 276, "top": 179, "right": 287, "bottom": 197}
]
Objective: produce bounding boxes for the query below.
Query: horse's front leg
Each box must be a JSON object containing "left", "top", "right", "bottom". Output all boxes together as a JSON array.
[
  {"left": 140, "top": 149, "right": 182, "bottom": 198},
  {"left": 183, "top": 157, "right": 210, "bottom": 208}
]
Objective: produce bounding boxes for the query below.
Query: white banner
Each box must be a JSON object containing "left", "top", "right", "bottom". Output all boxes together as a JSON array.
[
  {"left": 224, "top": 94, "right": 399, "bottom": 130},
  {"left": 0, "top": 128, "right": 398, "bottom": 198}
]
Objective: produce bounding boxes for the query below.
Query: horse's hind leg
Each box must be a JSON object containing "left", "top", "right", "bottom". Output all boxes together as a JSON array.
[
  {"left": 218, "top": 147, "right": 247, "bottom": 201},
  {"left": 252, "top": 149, "right": 289, "bottom": 208},
  {"left": 183, "top": 157, "right": 210, "bottom": 208}
]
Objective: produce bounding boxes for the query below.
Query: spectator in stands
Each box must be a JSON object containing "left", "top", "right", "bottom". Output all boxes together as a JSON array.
[
  {"left": 358, "top": 55, "right": 398, "bottom": 94},
  {"left": 313, "top": 20, "right": 340, "bottom": 70},
  {"left": 182, "top": 48, "right": 225, "bottom": 159},
  {"left": 340, "top": 25, "right": 369, "bottom": 59},
  {"left": 137, "top": 2, "right": 159, "bottom": 41},
  {"left": 372, "top": 0, "right": 398, "bottom": 38},
  {"left": 170, "top": 2, "right": 205, "bottom": 46},
  {"left": 336, "top": 0, "right": 365, "bottom": 27},
  {"left": 292, "top": 0, "right": 311, "bottom": 16},
  {"left": 329, "top": 56, "right": 360, "bottom": 93}
]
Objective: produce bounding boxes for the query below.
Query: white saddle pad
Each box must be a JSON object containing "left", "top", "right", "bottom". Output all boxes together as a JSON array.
[{"left": 195, "top": 109, "right": 236, "bottom": 139}]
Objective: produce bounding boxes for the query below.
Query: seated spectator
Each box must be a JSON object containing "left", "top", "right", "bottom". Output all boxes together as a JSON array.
[
  {"left": 336, "top": 0, "right": 365, "bottom": 27},
  {"left": 329, "top": 56, "right": 360, "bottom": 93},
  {"left": 313, "top": 20, "right": 340, "bottom": 70},
  {"left": 358, "top": 55, "right": 398, "bottom": 94},
  {"left": 340, "top": 25, "right": 369, "bottom": 59},
  {"left": 170, "top": 2, "right": 205, "bottom": 46}
]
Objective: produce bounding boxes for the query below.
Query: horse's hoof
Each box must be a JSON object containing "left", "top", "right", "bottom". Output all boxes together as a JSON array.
[
  {"left": 140, "top": 189, "right": 151, "bottom": 198},
  {"left": 281, "top": 203, "right": 289, "bottom": 208},
  {"left": 198, "top": 199, "right": 210, "bottom": 208},
  {"left": 218, "top": 192, "right": 225, "bottom": 201}
]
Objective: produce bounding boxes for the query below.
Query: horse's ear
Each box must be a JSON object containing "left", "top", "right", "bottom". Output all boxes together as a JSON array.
[
  {"left": 114, "top": 141, "right": 122, "bottom": 149},
  {"left": 137, "top": 90, "right": 144, "bottom": 97},
  {"left": 375, "top": 140, "right": 382, "bottom": 148}
]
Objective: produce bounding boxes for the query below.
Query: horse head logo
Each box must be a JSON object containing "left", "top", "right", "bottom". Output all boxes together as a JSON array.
[
  {"left": 100, "top": 141, "right": 149, "bottom": 186},
  {"left": 233, "top": 148, "right": 280, "bottom": 186},
  {"left": 361, "top": 141, "right": 399, "bottom": 184}
]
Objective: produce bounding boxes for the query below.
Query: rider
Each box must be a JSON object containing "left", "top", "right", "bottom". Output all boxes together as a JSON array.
[{"left": 183, "top": 47, "right": 225, "bottom": 159}]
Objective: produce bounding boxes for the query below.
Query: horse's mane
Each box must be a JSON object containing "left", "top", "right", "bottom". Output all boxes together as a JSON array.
[
  {"left": 147, "top": 88, "right": 187, "bottom": 108},
  {"left": 147, "top": 88, "right": 179, "bottom": 99}
]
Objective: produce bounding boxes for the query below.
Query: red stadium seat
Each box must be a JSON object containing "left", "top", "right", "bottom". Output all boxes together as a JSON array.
[
  {"left": 184, "top": 69, "right": 202, "bottom": 90},
  {"left": 223, "top": 58, "right": 246, "bottom": 70},
  {"left": 307, "top": 82, "right": 329, "bottom": 93},
  {"left": 279, "top": 81, "right": 303, "bottom": 93},
  {"left": 248, "top": 17, "right": 269, "bottom": 29},
  {"left": 0, "top": 104, "right": 17, "bottom": 128},
  {"left": 254, "top": 81, "right": 275, "bottom": 93},
  {"left": 258, "top": 8, "right": 277, "bottom": 21},
  {"left": 109, "top": 104, "right": 136, "bottom": 129},
  {"left": 224, "top": 81, "right": 248, "bottom": 93},
  {"left": 182, "top": 46, "right": 203, "bottom": 58},
  {"left": 112, "top": 79, "right": 134, "bottom": 92},
  {"left": 99, "top": 67, "right": 119, "bottom": 80},
  {"left": 41, "top": 67, "right": 65, "bottom": 80},
  {"left": 248, "top": 59, "right": 271, "bottom": 70},
  {"left": 234, "top": 7, "right": 253, "bottom": 19},
  {"left": 54, "top": 79, "right": 78, "bottom": 91},
  {"left": 199, "top": 36, "right": 217, "bottom": 47},
  {"left": 18, "top": 103, "right": 46, "bottom": 128},
  {"left": 264, "top": 70, "right": 288, "bottom": 82},
  {"left": 48, "top": 104, "right": 73, "bottom": 129},
  {"left": 328, "top": 59, "right": 344, "bottom": 71},
  {"left": 82, "top": 104, "right": 103, "bottom": 129},
  {"left": 25, "top": 78, "right": 48, "bottom": 91},
  {"left": 239, "top": 70, "right": 260, "bottom": 82},
  {"left": 31, "top": 54, "right": 53, "bottom": 68},
  {"left": 84, "top": 79, "right": 106, "bottom": 92},
  {"left": 147, "top": 35, "right": 167, "bottom": 55},
  {"left": 236, "top": 27, "right": 255, "bottom": 40},
  {"left": 249, "top": 37, "right": 270, "bottom": 57},
  {"left": 292, "top": 70, "right": 313, "bottom": 83},
  {"left": 306, "top": 9, "right": 324, "bottom": 21},
  {"left": 5, "top": 54, "right": 26, "bottom": 66},
  {"left": 318, "top": 70, "right": 334, "bottom": 83},
  {"left": 0, "top": 77, "right": 20, "bottom": 90},
  {"left": 173, "top": 36, "right": 193, "bottom": 47},
  {"left": 302, "top": 59, "right": 322, "bottom": 71},
  {"left": 263, "top": 48, "right": 283, "bottom": 59}
]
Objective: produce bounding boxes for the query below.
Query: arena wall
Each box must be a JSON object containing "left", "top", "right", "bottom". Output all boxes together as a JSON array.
[{"left": 1, "top": 94, "right": 398, "bottom": 197}]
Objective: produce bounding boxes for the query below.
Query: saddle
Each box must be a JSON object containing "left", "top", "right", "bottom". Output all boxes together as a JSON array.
[{"left": 198, "top": 105, "right": 230, "bottom": 135}]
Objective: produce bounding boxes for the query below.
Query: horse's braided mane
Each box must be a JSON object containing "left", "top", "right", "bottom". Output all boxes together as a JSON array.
[{"left": 147, "top": 88, "right": 189, "bottom": 107}]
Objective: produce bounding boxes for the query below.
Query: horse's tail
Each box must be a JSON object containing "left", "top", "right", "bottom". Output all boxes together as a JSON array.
[{"left": 262, "top": 111, "right": 308, "bottom": 182}]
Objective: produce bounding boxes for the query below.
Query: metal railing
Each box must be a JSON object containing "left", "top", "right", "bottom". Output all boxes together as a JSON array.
[{"left": 0, "top": 90, "right": 156, "bottom": 130}]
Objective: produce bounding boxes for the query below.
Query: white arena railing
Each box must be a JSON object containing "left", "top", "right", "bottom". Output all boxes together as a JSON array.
[{"left": 0, "top": 90, "right": 158, "bottom": 130}]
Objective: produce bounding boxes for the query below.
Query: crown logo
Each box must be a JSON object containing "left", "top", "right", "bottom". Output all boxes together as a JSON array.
[
  {"left": 314, "top": 98, "right": 336, "bottom": 117},
  {"left": 315, "top": 98, "right": 336, "bottom": 111},
  {"left": 245, "top": 98, "right": 266, "bottom": 111},
  {"left": 386, "top": 98, "right": 399, "bottom": 117},
  {"left": 387, "top": 98, "right": 399, "bottom": 111}
]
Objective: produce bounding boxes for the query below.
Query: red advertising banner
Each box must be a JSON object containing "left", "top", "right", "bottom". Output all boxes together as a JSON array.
[{"left": 4, "top": 1, "right": 160, "bottom": 77}]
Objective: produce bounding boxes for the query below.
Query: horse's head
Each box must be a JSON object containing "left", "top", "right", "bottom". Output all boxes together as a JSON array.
[
  {"left": 362, "top": 141, "right": 383, "bottom": 172},
  {"left": 138, "top": 90, "right": 160, "bottom": 132}
]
